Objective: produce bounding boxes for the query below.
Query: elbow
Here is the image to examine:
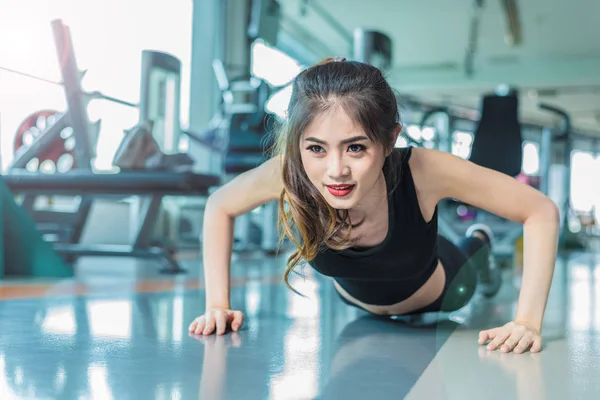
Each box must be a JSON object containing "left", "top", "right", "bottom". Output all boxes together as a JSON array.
[
  {"left": 543, "top": 200, "right": 561, "bottom": 223},
  {"left": 526, "top": 200, "right": 560, "bottom": 227},
  {"left": 206, "top": 190, "right": 239, "bottom": 220},
  {"left": 205, "top": 192, "right": 219, "bottom": 210},
  {"left": 206, "top": 192, "right": 227, "bottom": 216}
]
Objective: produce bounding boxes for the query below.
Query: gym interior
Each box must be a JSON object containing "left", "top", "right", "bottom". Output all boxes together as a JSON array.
[{"left": 1, "top": 0, "right": 599, "bottom": 399}]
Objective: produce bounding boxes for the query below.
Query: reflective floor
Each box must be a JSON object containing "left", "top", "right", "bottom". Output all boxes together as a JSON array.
[{"left": 1, "top": 251, "right": 599, "bottom": 399}]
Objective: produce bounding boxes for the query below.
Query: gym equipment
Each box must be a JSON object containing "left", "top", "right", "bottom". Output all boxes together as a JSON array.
[
  {"left": 113, "top": 120, "right": 194, "bottom": 171},
  {"left": 5, "top": 19, "right": 105, "bottom": 250},
  {"left": 7, "top": 17, "right": 280, "bottom": 261},
  {"left": 3, "top": 18, "right": 138, "bottom": 174},
  {"left": 175, "top": 55, "right": 280, "bottom": 252},
  {"left": 4, "top": 170, "right": 220, "bottom": 273},
  {"left": 423, "top": 89, "right": 571, "bottom": 257},
  {"left": 13, "top": 110, "right": 79, "bottom": 173},
  {"left": 421, "top": 87, "right": 571, "bottom": 257},
  {"left": 469, "top": 91, "right": 523, "bottom": 177},
  {"left": 7, "top": 18, "right": 206, "bottom": 262},
  {"left": 5, "top": 19, "right": 132, "bottom": 253},
  {"left": 2, "top": 18, "right": 220, "bottom": 271},
  {"left": 537, "top": 102, "right": 572, "bottom": 237},
  {"left": 0, "top": 176, "right": 72, "bottom": 278},
  {"left": 183, "top": 58, "right": 276, "bottom": 174},
  {"left": 139, "top": 50, "right": 182, "bottom": 155},
  {"left": 8, "top": 20, "right": 106, "bottom": 172},
  {"left": 193, "top": 59, "right": 277, "bottom": 251}
]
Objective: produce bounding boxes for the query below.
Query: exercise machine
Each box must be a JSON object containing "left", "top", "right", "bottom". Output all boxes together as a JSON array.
[
  {"left": 4, "top": 170, "right": 219, "bottom": 273},
  {"left": 423, "top": 89, "right": 572, "bottom": 257},
  {"left": 7, "top": 19, "right": 107, "bottom": 248},
  {"left": 7, "top": 19, "right": 137, "bottom": 173},
  {"left": 184, "top": 58, "right": 279, "bottom": 253},
  {"left": 537, "top": 102, "right": 572, "bottom": 240},
  {"left": 4, "top": 19, "right": 221, "bottom": 273}
]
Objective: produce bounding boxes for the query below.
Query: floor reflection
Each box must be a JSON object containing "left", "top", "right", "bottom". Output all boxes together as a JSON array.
[{"left": 0, "top": 252, "right": 599, "bottom": 399}]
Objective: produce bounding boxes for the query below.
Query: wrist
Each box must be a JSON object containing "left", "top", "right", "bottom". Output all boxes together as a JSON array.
[
  {"left": 513, "top": 318, "right": 542, "bottom": 333},
  {"left": 205, "top": 292, "right": 230, "bottom": 311},
  {"left": 206, "top": 303, "right": 231, "bottom": 311}
]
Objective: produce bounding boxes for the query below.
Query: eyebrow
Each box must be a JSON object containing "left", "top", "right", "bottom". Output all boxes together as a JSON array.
[{"left": 303, "top": 135, "right": 369, "bottom": 145}]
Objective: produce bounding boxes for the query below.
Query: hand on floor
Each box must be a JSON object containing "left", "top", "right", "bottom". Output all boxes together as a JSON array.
[
  {"left": 188, "top": 309, "right": 245, "bottom": 336},
  {"left": 478, "top": 321, "right": 542, "bottom": 354}
]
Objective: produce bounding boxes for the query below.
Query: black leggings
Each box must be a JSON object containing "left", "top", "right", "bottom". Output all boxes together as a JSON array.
[
  {"left": 404, "top": 235, "right": 488, "bottom": 314},
  {"left": 338, "top": 234, "right": 489, "bottom": 315}
]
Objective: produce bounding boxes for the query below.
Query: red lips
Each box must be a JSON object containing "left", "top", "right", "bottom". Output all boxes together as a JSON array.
[{"left": 326, "top": 184, "right": 355, "bottom": 197}]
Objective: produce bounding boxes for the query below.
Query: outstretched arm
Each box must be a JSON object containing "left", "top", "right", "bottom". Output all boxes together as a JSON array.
[
  {"left": 412, "top": 147, "right": 560, "bottom": 352},
  {"left": 189, "top": 155, "right": 284, "bottom": 335}
]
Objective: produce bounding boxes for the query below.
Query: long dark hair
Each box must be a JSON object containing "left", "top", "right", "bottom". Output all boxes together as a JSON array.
[{"left": 271, "top": 58, "right": 403, "bottom": 294}]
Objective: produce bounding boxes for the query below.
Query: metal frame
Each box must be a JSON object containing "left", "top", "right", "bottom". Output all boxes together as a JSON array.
[
  {"left": 9, "top": 19, "right": 99, "bottom": 254},
  {"left": 51, "top": 194, "right": 184, "bottom": 274},
  {"left": 420, "top": 103, "right": 572, "bottom": 257},
  {"left": 10, "top": 20, "right": 96, "bottom": 171},
  {"left": 4, "top": 170, "right": 220, "bottom": 274},
  {"left": 51, "top": 19, "right": 95, "bottom": 168}
]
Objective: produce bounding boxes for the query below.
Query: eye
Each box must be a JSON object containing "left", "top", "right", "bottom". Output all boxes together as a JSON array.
[
  {"left": 348, "top": 144, "right": 366, "bottom": 153},
  {"left": 307, "top": 145, "right": 324, "bottom": 153}
]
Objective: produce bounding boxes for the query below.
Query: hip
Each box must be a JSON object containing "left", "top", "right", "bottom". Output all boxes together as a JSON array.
[{"left": 333, "top": 259, "right": 446, "bottom": 315}]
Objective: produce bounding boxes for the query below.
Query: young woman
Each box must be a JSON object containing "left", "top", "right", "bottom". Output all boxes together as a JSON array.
[{"left": 188, "top": 58, "right": 560, "bottom": 354}]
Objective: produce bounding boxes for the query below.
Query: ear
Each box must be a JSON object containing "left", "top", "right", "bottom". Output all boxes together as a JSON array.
[
  {"left": 387, "top": 124, "right": 403, "bottom": 156},
  {"left": 394, "top": 124, "right": 402, "bottom": 141}
]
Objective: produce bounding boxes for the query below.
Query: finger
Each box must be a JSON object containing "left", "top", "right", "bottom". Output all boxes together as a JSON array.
[
  {"left": 188, "top": 319, "right": 197, "bottom": 333},
  {"left": 530, "top": 337, "right": 543, "bottom": 353},
  {"left": 194, "top": 317, "right": 206, "bottom": 335},
  {"left": 501, "top": 330, "right": 527, "bottom": 353},
  {"left": 231, "top": 311, "right": 244, "bottom": 332},
  {"left": 488, "top": 330, "right": 511, "bottom": 350},
  {"left": 513, "top": 333, "right": 534, "bottom": 354},
  {"left": 203, "top": 314, "right": 216, "bottom": 335},
  {"left": 215, "top": 312, "right": 228, "bottom": 335},
  {"left": 502, "top": 331, "right": 525, "bottom": 353},
  {"left": 478, "top": 328, "right": 500, "bottom": 344}
]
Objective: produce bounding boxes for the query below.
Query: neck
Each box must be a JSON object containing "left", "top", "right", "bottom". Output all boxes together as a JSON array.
[{"left": 347, "top": 171, "right": 388, "bottom": 223}]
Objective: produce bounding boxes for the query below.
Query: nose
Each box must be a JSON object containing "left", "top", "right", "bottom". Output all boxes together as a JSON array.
[{"left": 327, "top": 153, "right": 350, "bottom": 180}]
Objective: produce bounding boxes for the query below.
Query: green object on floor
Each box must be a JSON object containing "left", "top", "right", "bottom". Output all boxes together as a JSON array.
[{"left": 0, "top": 177, "right": 72, "bottom": 278}]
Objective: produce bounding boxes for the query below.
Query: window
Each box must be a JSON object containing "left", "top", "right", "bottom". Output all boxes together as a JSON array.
[
  {"left": 571, "top": 151, "right": 600, "bottom": 215},
  {"left": 265, "top": 85, "right": 294, "bottom": 120},
  {"left": 251, "top": 39, "right": 303, "bottom": 87},
  {"left": 0, "top": 0, "right": 192, "bottom": 171},
  {"left": 522, "top": 141, "right": 540, "bottom": 175},
  {"left": 251, "top": 40, "right": 303, "bottom": 121},
  {"left": 452, "top": 130, "right": 473, "bottom": 159}
]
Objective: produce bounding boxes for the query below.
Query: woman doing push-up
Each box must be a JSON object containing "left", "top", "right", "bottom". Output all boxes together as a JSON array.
[{"left": 188, "top": 57, "right": 560, "bottom": 354}]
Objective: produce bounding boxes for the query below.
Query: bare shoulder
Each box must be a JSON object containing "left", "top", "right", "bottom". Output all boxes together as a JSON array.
[
  {"left": 211, "top": 155, "right": 284, "bottom": 217},
  {"left": 249, "top": 154, "right": 283, "bottom": 189},
  {"left": 408, "top": 147, "right": 556, "bottom": 224}
]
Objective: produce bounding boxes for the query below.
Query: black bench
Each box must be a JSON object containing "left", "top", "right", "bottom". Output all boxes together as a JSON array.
[{"left": 4, "top": 170, "right": 221, "bottom": 273}]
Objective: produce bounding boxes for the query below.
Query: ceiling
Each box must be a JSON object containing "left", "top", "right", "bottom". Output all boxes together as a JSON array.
[{"left": 277, "top": 0, "right": 600, "bottom": 138}]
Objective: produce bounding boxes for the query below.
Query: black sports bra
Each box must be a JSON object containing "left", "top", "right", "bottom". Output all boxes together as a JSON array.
[{"left": 309, "top": 147, "right": 439, "bottom": 305}]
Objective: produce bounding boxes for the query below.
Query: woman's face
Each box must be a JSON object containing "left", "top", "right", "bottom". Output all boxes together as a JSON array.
[{"left": 300, "top": 106, "right": 388, "bottom": 211}]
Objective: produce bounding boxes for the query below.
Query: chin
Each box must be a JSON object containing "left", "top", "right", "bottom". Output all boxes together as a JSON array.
[
  {"left": 329, "top": 201, "right": 353, "bottom": 210},
  {"left": 322, "top": 191, "right": 358, "bottom": 210}
]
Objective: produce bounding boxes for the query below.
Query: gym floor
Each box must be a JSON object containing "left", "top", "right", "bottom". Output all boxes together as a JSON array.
[{"left": 1, "top": 250, "right": 599, "bottom": 399}]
